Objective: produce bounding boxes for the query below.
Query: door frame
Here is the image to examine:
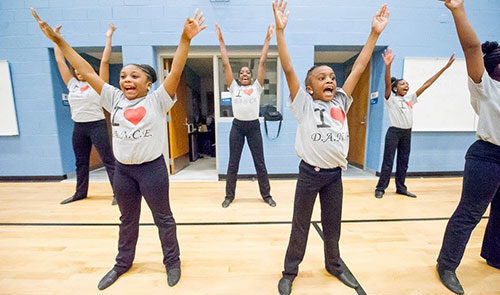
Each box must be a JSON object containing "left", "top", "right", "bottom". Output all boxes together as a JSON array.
[{"left": 157, "top": 47, "right": 280, "bottom": 176}]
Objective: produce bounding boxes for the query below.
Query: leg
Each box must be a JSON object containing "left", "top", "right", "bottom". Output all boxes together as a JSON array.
[
  {"left": 62, "top": 123, "right": 92, "bottom": 204},
  {"left": 282, "top": 162, "right": 320, "bottom": 280},
  {"left": 139, "top": 157, "right": 180, "bottom": 271},
  {"left": 89, "top": 120, "right": 115, "bottom": 188},
  {"left": 395, "top": 130, "right": 411, "bottom": 194},
  {"left": 375, "top": 128, "right": 399, "bottom": 194},
  {"left": 246, "top": 121, "right": 272, "bottom": 201},
  {"left": 438, "top": 159, "right": 500, "bottom": 271},
  {"left": 224, "top": 121, "right": 245, "bottom": 201},
  {"left": 318, "top": 170, "right": 343, "bottom": 275},
  {"left": 113, "top": 165, "right": 142, "bottom": 275},
  {"left": 481, "top": 185, "right": 500, "bottom": 267}
]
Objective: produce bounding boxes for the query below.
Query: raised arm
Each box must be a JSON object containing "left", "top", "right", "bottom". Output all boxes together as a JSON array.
[
  {"left": 382, "top": 48, "right": 395, "bottom": 99},
  {"left": 257, "top": 24, "right": 274, "bottom": 86},
  {"left": 164, "top": 9, "right": 206, "bottom": 97},
  {"left": 343, "top": 4, "right": 390, "bottom": 97},
  {"left": 415, "top": 53, "right": 455, "bottom": 97},
  {"left": 215, "top": 23, "right": 234, "bottom": 88},
  {"left": 52, "top": 25, "right": 72, "bottom": 86},
  {"left": 32, "top": 8, "right": 104, "bottom": 93},
  {"left": 439, "top": 0, "right": 483, "bottom": 83},
  {"left": 99, "top": 23, "right": 116, "bottom": 83},
  {"left": 273, "top": 0, "right": 300, "bottom": 100}
]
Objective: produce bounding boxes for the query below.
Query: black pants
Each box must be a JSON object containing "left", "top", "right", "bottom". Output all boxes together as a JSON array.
[
  {"left": 283, "top": 160, "right": 343, "bottom": 280},
  {"left": 225, "top": 119, "right": 271, "bottom": 200},
  {"left": 437, "top": 140, "right": 500, "bottom": 270},
  {"left": 376, "top": 126, "right": 411, "bottom": 193},
  {"left": 112, "top": 155, "right": 180, "bottom": 275},
  {"left": 73, "top": 119, "right": 115, "bottom": 198}
]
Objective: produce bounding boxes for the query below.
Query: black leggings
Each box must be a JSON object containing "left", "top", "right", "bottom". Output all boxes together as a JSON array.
[
  {"left": 112, "top": 155, "right": 180, "bottom": 274},
  {"left": 376, "top": 126, "right": 411, "bottom": 193},
  {"left": 72, "top": 119, "right": 115, "bottom": 198},
  {"left": 438, "top": 140, "right": 500, "bottom": 270},
  {"left": 225, "top": 118, "right": 271, "bottom": 200},
  {"left": 283, "top": 161, "right": 343, "bottom": 280}
]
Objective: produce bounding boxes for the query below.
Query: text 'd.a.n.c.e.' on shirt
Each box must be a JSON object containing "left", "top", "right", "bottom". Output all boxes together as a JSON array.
[
  {"left": 100, "top": 83, "right": 176, "bottom": 165},
  {"left": 289, "top": 88, "right": 353, "bottom": 170}
]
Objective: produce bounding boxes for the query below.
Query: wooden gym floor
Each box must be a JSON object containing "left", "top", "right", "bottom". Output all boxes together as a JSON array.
[{"left": 0, "top": 178, "right": 498, "bottom": 295}]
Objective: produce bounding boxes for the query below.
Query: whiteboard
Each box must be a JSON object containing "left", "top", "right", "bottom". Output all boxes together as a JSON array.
[
  {"left": 0, "top": 60, "right": 19, "bottom": 136},
  {"left": 403, "top": 57, "right": 477, "bottom": 131}
]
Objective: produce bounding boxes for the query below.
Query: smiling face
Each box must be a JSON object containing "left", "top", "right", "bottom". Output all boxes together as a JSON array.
[
  {"left": 305, "top": 65, "right": 337, "bottom": 102},
  {"left": 238, "top": 67, "right": 252, "bottom": 86},
  {"left": 119, "top": 65, "right": 152, "bottom": 100},
  {"left": 393, "top": 80, "right": 410, "bottom": 96}
]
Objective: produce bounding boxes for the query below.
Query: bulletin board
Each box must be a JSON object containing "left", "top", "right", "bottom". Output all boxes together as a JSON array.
[{"left": 0, "top": 60, "right": 19, "bottom": 136}]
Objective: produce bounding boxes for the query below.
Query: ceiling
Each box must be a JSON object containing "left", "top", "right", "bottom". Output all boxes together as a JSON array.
[{"left": 314, "top": 50, "right": 359, "bottom": 63}]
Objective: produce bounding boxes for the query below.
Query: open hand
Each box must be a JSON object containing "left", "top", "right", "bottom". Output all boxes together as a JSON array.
[
  {"left": 438, "top": 0, "right": 464, "bottom": 11},
  {"left": 372, "top": 4, "right": 390, "bottom": 35},
  {"left": 105, "top": 23, "right": 116, "bottom": 38},
  {"left": 382, "top": 48, "right": 395, "bottom": 66},
  {"left": 215, "top": 23, "right": 224, "bottom": 42},
  {"left": 272, "top": 0, "right": 289, "bottom": 30},
  {"left": 31, "top": 8, "right": 61, "bottom": 43},
  {"left": 183, "top": 9, "right": 207, "bottom": 40},
  {"left": 265, "top": 24, "right": 275, "bottom": 41}
]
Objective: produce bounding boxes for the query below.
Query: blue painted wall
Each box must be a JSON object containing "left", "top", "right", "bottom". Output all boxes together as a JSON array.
[{"left": 0, "top": 0, "right": 498, "bottom": 177}]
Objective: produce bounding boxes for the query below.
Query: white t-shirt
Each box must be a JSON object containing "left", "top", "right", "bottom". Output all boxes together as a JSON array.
[
  {"left": 100, "top": 83, "right": 176, "bottom": 165},
  {"left": 229, "top": 80, "right": 262, "bottom": 121},
  {"left": 67, "top": 78, "right": 105, "bottom": 122},
  {"left": 385, "top": 93, "right": 418, "bottom": 129},
  {"left": 468, "top": 71, "right": 500, "bottom": 146},
  {"left": 290, "top": 88, "right": 353, "bottom": 170}
]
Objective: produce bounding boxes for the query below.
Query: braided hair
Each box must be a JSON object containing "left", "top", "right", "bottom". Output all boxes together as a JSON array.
[{"left": 124, "top": 63, "right": 157, "bottom": 83}]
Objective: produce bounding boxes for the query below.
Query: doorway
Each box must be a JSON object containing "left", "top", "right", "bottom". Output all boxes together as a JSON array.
[
  {"left": 314, "top": 46, "right": 371, "bottom": 169},
  {"left": 164, "top": 57, "right": 217, "bottom": 180}
]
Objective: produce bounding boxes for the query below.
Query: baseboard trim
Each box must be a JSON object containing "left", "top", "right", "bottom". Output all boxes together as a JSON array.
[
  {"left": 0, "top": 175, "right": 67, "bottom": 182},
  {"left": 374, "top": 171, "right": 463, "bottom": 177},
  {"left": 218, "top": 173, "right": 298, "bottom": 180}
]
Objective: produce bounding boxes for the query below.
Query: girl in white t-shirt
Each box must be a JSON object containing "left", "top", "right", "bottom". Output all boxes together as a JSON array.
[
  {"left": 374, "top": 49, "right": 454, "bottom": 199},
  {"left": 436, "top": 1, "right": 500, "bottom": 294},
  {"left": 272, "top": 2, "right": 389, "bottom": 294},
  {"left": 32, "top": 8, "right": 206, "bottom": 290},
  {"left": 54, "top": 24, "right": 117, "bottom": 205},
  {"left": 216, "top": 23, "right": 277, "bottom": 208}
]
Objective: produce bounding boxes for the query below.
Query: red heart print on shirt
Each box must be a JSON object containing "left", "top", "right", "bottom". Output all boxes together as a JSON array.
[
  {"left": 243, "top": 88, "right": 254, "bottom": 96},
  {"left": 124, "top": 106, "right": 146, "bottom": 125},
  {"left": 330, "top": 107, "right": 345, "bottom": 124},
  {"left": 80, "top": 85, "right": 90, "bottom": 92},
  {"left": 405, "top": 101, "right": 413, "bottom": 109}
]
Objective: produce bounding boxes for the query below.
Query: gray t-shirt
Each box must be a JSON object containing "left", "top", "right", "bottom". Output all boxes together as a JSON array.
[
  {"left": 468, "top": 71, "right": 500, "bottom": 146},
  {"left": 290, "top": 88, "right": 353, "bottom": 170},
  {"left": 229, "top": 79, "right": 262, "bottom": 121},
  {"left": 100, "top": 83, "right": 176, "bottom": 165},
  {"left": 67, "top": 78, "right": 105, "bottom": 122},
  {"left": 385, "top": 92, "right": 418, "bottom": 129}
]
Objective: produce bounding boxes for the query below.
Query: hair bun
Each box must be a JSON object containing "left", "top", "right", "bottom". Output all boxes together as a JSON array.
[
  {"left": 391, "top": 77, "right": 397, "bottom": 83},
  {"left": 482, "top": 41, "right": 499, "bottom": 55}
]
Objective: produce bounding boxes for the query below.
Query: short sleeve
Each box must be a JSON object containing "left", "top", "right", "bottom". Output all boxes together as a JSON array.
[
  {"left": 407, "top": 92, "right": 418, "bottom": 105},
  {"left": 67, "top": 77, "right": 78, "bottom": 89},
  {"left": 289, "top": 88, "right": 309, "bottom": 123},
  {"left": 229, "top": 79, "right": 239, "bottom": 95},
  {"left": 336, "top": 88, "right": 354, "bottom": 113},
  {"left": 253, "top": 80, "right": 263, "bottom": 94},
  {"left": 468, "top": 70, "right": 490, "bottom": 102},
  {"left": 150, "top": 83, "right": 177, "bottom": 113},
  {"left": 100, "top": 83, "right": 121, "bottom": 112}
]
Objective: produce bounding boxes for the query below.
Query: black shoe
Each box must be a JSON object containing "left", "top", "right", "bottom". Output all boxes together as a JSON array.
[
  {"left": 222, "top": 197, "right": 233, "bottom": 208},
  {"left": 60, "top": 195, "right": 86, "bottom": 205},
  {"left": 111, "top": 197, "right": 117, "bottom": 206},
  {"left": 333, "top": 271, "right": 359, "bottom": 289},
  {"left": 278, "top": 277, "right": 292, "bottom": 295},
  {"left": 167, "top": 268, "right": 181, "bottom": 287},
  {"left": 264, "top": 197, "right": 277, "bottom": 207},
  {"left": 437, "top": 265, "right": 464, "bottom": 294},
  {"left": 375, "top": 190, "right": 384, "bottom": 199},
  {"left": 486, "top": 260, "right": 500, "bottom": 269},
  {"left": 97, "top": 269, "right": 120, "bottom": 290},
  {"left": 396, "top": 190, "right": 417, "bottom": 198}
]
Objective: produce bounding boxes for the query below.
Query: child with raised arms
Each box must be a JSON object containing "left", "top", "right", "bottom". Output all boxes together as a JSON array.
[
  {"left": 31, "top": 8, "right": 206, "bottom": 290},
  {"left": 271, "top": 1, "right": 389, "bottom": 294}
]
